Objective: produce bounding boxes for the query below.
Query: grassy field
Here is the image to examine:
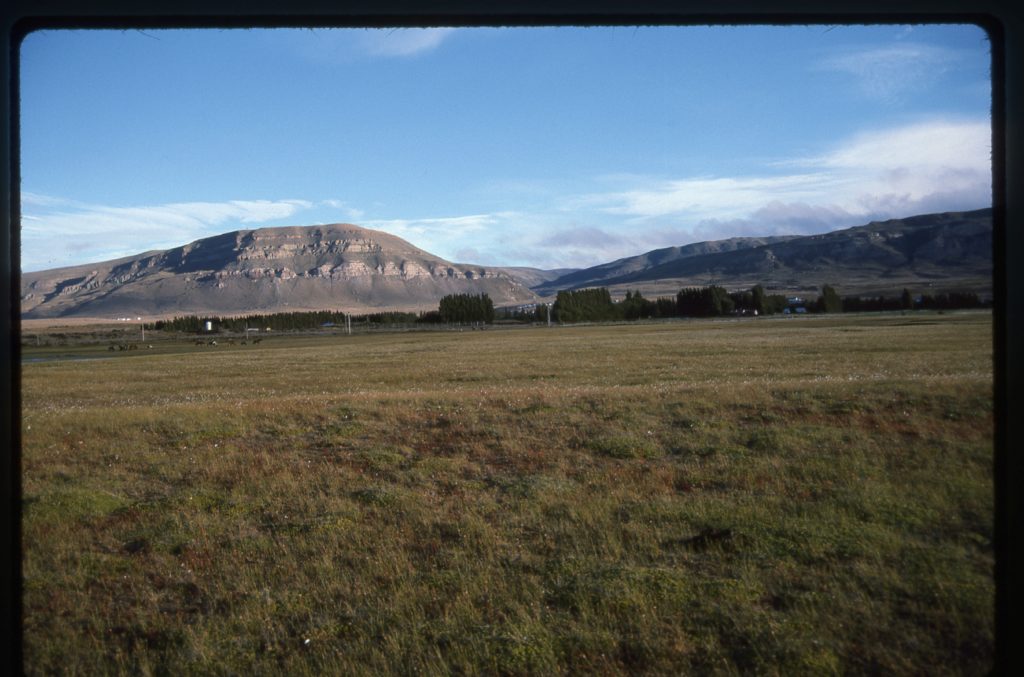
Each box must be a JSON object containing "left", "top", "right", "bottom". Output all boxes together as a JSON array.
[{"left": 21, "top": 312, "right": 993, "bottom": 675}]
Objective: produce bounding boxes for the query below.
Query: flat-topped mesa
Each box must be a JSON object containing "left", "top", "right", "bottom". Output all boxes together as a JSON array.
[{"left": 21, "top": 222, "right": 539, "bottom": 318}]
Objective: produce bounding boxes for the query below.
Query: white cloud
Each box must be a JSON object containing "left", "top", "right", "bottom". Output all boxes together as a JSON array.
[
  {"left": 319, "top": 199, "right": 365, "bottom": 221},
  {"left": 578, "top": 173, "right": 842, "bottom": 222},
  {"left": 23, "top": 199, "right": 312, "bottom": 237},
  {"left": 806, "top": 119, "right": 991, "bottom": 216},
  {"left": 360, "top": 212, "right": 519, "bottom": 262},
  {"left": 20, "top": 192, "right": 88, "bottom": 209},
  {"left": 358, "top": 28, "right": 456, "bottom": 57},
  {"left": 272, "top": 27, "right": 456, "bottom": 63},
  {"left": 20, "top": 197, "right": 320, "bottom": 271},
  {"left": 20, "top": 119, "right": 991, "bottom": 274},
  {"left": 807, "top": 119, "right": 990, "bottom": 173},
  {"left": 357, "top": 211, "right": 619, "bottom": 269},
  {"left": 342, "top": 119, "right": 990, "bottom": 270},
  {"left": 574, "top": 119, "right": 990, "bottom": 236},
  {"left": 817, "top": 43, "right": 962, "bottom": 102},
  {"left": 458, "top": 118, "right": 991, "bottom": 268},
  {"left": 363, "top": 213, "right": 502, "bottom": 237}
]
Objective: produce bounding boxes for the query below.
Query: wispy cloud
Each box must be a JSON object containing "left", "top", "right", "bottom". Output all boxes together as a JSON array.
[
  {"left": 324, "top": 118, "right": 991, "bottom": 271},
  {"left": 817, "top": 43, "right": 962, "bottom": 103},
  {"left": 573, "top": 174, "right": 841, "bottom": 222},
  {"left": 358, "top": 28, "right": 456, "bottom": 57},
  {"left": 20, "top": 197, "right": 321, "bottom": 271},
  {"left": 361, "top": 212, "right": 520, "bottom": 262},
  {"left": 362, "top": 213, "right": 503, "bottom": 237},
  {"left": 21, "top": 192, "right": 90, "bottom": 209},
  {"left": 573, "top": 118, "right": 990, "bottom": 236},
  {"left": 353, "top": 212, "right": 621, "bottom": 269},
  {"left": 319, "top": 199, "right": 365, "bottom": 221},
  {"left": 803, "top": 119, "right": 989, "bottom": 170},
  {"left": 465, "top": 118, "right": 991, "bottom": 268},
  {"left": 799, "top": 118, "right": 991, "bottom": 216},
  {"left": 21, "top": 119, "right": 992, "bottom": 273},
  {"left": 269, "top": 27, "right": 456, "bottom": 63},
  {"left": 22, "top": 198, "right": 313, "bottom": 238}
]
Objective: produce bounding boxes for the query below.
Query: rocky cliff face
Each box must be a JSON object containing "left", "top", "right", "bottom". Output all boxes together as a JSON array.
[{"left": 21, "top": 224, "right": 539, "bottom": 318}]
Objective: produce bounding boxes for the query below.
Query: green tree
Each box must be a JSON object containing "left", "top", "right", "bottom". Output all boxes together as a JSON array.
[
  {"left": 553, "top": 288, "right": 617, "bottom": 323},
  {"left": 677, "top": 286, "right": 734, "bottom": 317},
  {"left": 655, "top": 297, "right": 678, "bottom": 317},
  {"left": 817, "top": 284, "right": 842, "bottom": 313},
  {"left": 438, "top": 293, "right": 494, "bottom": 324},
  {"left": 621, "top": 290, "right": 657, "bottom": 320},
  {"left": 752, "top": 285, "right": 767, "bottom": 315}
]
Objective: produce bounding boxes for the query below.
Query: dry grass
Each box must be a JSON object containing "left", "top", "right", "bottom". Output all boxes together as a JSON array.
[{"left": 21, "top": 312, "right": 993, "bottom": 674}]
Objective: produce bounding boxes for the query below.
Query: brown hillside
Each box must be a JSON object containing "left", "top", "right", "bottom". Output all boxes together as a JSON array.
[{"left": 21, "top": 224, "right": 539, "bottom": 319}]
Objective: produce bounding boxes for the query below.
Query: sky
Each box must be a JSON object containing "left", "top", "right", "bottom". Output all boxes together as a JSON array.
[{"left": 19, "top": 24, "right": 992, "bottom": 272}]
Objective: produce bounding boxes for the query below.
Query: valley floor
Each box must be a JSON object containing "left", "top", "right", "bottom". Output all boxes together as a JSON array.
[{"left": 20, "top": 312, "right": 994, "bottom": 674}]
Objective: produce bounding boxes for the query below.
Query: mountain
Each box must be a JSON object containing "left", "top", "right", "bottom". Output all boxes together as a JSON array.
[
  {"left": 533, "top": 236, "right": 797, "bottom": 295},
  {"left": 20, "top": 208, "right": 993, "bottom": 319},
  {"left": 535, "top": 208, "right": 993, "bottom": 298},
  {"left": 21, "top": 224, "right": 541, "bottom": 319}
]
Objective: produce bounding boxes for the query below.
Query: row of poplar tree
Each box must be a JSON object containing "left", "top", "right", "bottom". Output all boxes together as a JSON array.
[
  {"left": 147, "top": 294, "right": 498, "bottom": 333},
  {"left": 508, "top": 284, "right": 985, "bottom": 324},
  {"left": 147, "top": 310, "right": 421, "bottom": 333},
  {"left": 148, "top": 286, "right": 985, "bottom": 333}
]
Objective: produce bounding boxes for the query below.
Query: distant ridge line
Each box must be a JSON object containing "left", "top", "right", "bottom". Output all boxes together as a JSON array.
[{"left": 20, "top": 208, "right": 992, "bottom": 318}]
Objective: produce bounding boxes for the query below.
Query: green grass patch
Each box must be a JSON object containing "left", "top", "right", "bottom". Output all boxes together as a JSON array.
[
  {"left": 21, "top": 312, "right": 994, "bottom": 674},
  {"left": 589, "top": 433, "right": 663, "bottom": 459}
]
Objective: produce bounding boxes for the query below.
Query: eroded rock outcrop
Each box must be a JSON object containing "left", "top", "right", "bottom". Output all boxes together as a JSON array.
[{"left": 21, "top": 223, "right": 539, "bottom": 318}]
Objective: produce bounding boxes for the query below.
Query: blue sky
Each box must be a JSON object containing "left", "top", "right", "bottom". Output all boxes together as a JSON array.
[{"left": 20, "top": 24, "right": 991, "bottom": 272}]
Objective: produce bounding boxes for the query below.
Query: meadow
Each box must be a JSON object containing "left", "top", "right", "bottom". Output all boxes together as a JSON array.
[{"left": 20, "top": 312, "right": 993, "bottom": 674}]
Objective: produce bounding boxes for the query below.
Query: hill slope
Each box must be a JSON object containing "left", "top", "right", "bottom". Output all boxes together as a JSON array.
[
  {"left": 533, "top": 236, "right": 797, "bottom": 295},
  {"left": 21, "top": 224, "right": 540, "bottom": 319},
  {"left": 536, "top": 208, "right": 992, "bottom": 297}
]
